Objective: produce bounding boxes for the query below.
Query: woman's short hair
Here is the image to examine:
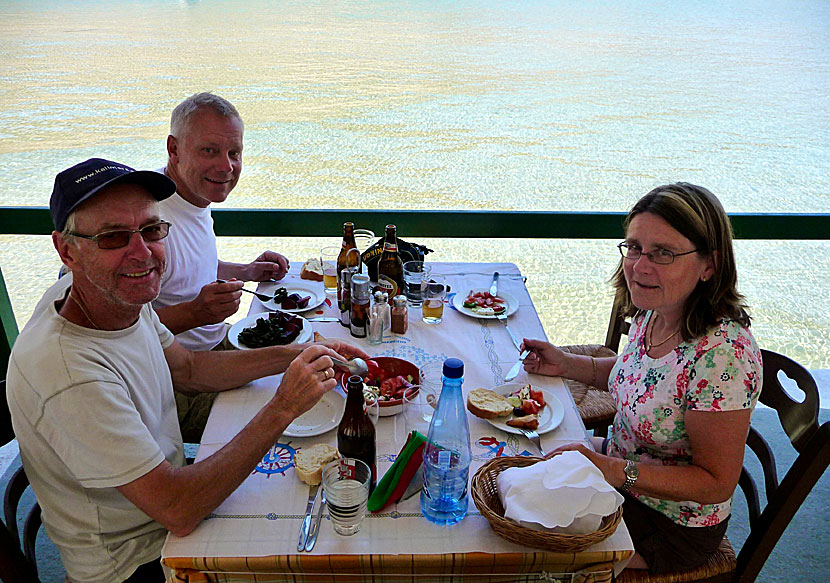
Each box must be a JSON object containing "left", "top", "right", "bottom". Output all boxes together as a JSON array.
[
  {"left": 611, "top": 182, "right": 750, "bottom": 340},
  {"left": 170, "top": 92, "right": 242, "bottom": 138}
]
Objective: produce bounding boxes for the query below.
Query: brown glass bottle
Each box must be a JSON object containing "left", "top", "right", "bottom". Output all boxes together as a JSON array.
[
  {"left": 376, "top": 224, "right": 404, "bottom": 302},
  {"left": 337, "top": 375, "right": 377, "bottom": 493},
  {"left": 337, "top": 222, "right": 359, "bottom": 314}
]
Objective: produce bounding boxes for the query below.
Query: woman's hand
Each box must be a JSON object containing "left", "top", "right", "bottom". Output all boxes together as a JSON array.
[{"left": 521, "top": 338, "right": 571, "bottom": 378}]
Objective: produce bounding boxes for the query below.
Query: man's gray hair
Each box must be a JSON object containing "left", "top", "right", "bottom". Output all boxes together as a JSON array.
[
  {"left": 61, "top": 212, "right": 77, "bottom": 245},
  {"left": 170, "top": 92, "right": 243, "bottom": 137}
]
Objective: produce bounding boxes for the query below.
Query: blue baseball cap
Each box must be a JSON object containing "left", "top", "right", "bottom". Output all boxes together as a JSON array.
[{"left": 50, "top": 158, "right": 176, "bottom": 231}]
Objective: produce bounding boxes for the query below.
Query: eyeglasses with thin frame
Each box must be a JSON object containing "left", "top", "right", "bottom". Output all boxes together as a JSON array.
[
  {"left": 68, "top": 220, "right": 172, "bottom": 250},
  {"left": 617, "top": 242, "right": 698, "bottom": 265}
]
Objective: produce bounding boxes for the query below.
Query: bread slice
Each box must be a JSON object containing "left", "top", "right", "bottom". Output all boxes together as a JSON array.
[
  {"left": 294, "top": 444, "right": 339, "bottom": 485},
  {"left": 300, "top": 258, "right": 324, "bottom": 281},
  {"left": 506, "top": 414, "right": 539, "bottom": 430},
  {"left": 467, "top": 388, "right": 513, "bottom": 419}
]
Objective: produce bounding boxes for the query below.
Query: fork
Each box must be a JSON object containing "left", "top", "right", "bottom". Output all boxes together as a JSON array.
[
  {"left": 496, "top": 312, "right": 523, "bottom": 352},
  {"left": 216, "top": 279, "right": 274, "bottom": 302},
  {"left": 517, "top": 427, "right": 545, "bottom": 456}
]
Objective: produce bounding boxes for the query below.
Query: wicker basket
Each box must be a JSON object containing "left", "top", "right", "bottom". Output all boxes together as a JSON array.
[{"left": 471, "top": 456, "right": 623, "bottom": 552}]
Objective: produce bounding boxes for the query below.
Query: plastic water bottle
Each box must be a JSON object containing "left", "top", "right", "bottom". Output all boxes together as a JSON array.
[{"left": 420, "top": 358, "right": 472, "bottom": 525}]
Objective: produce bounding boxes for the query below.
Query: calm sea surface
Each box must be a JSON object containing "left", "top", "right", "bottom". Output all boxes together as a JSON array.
[{"left": 1, "top": 0, "right": 828, "bottom": 366}]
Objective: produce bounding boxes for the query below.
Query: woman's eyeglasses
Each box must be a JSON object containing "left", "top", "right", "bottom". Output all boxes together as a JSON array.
[
  {"left": 617, "top": 242, "right": 698, "bottom": 265},
  {"left": 68, "top": 220, "right": 172, "bottom": 250}
]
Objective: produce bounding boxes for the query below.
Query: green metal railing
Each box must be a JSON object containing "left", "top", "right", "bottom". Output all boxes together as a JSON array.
[{"left": 1, "top": 206, "right": 829, "bottom": 374}]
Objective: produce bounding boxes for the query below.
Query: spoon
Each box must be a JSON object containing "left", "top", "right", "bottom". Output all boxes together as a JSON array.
[{"left": 331, "top": 357, "right": 369, "bottom": 378}]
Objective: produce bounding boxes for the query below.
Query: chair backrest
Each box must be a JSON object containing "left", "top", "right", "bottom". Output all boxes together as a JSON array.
[
  {"left": 1, "top": 379, "right": 43, "bottom": 581},
  {"left": 735, "top": 349, "right": 830, "bottom": 583},
  {"left": 603, "top": 295, "right": 630, "bottom": 353}
]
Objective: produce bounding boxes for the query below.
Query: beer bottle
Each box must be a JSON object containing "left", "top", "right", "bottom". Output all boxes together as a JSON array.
[
  {"left": 337, "top": 222, "right": 359, "bottom": 310},
  {"left": 337, "top": 375, "right": 377, "bottom": 493},
  {"left": 377, "top": 224, "right": 404, "bottom": 303}
]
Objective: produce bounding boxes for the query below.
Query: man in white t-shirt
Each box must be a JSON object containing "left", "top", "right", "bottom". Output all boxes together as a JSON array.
[
  {"left": 151, "top": 93, "right": 290, "bottom": 440},
  {"left": 7, "top": 158, "right": 366, "bottom": 583}
]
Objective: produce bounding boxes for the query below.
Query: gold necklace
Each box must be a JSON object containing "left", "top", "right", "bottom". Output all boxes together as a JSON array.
[
  {"left": 69, "top": 290, "right": 100, "bottom": 330},
  {"left": 646, "top": 316, "right": 679, "bottom": 352}
]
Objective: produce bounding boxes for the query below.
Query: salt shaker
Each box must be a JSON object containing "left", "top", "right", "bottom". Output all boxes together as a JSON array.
[{"left": 367, "top": 291, "right": 385, "bottom": 345}]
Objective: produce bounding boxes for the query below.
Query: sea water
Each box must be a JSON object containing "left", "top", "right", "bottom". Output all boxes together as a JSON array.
[{"left": 0, "top": 0, "right": 827, "bottom": 367}]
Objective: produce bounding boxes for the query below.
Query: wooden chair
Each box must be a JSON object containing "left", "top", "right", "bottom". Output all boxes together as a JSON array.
[
  {"left": 618, "top": 349, "right": 830, "bottom": 583},
  {"left": 1, "top": 379, "right": 44, "bottom": 582},
  {"left": 561, "top": 295, "right": 630, "bottom": 437}
]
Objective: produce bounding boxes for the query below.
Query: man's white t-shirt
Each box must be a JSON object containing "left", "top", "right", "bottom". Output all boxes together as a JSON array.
[
  {"left": 152, "top": 174, "right": 225, "bottom": 351},
  {"left": 7, "top": 276, "right": 183, "bottom": 583}
]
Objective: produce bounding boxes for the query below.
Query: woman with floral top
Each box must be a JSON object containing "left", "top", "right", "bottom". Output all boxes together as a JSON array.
[{"left": 522, "top": 183, "right": 762, "bottom": 573}]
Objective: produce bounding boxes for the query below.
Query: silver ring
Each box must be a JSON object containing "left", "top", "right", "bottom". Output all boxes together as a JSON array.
[{"left": 323, "top": 369, "right": 330, "bottom": 380}]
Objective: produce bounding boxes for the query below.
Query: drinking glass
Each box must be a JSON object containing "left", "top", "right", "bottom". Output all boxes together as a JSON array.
[
  {"left": 421, "top": 275, "right": 446, "bottom": 324},
  {"left": 418, "top": 361, "right": 443, "bottom": 409},
  {"left": 402, "top": 261, "right": 431, "bottom": 307},
  {"left": 322, "top": 458, "right": 371, "bottom": 536},
  {"left": 403, "top": 386, "right": 433, "bottom": 436},
  {"left": 320, "top": 246, "right": 340, "bottom": 294},
  {"left": 354, "top": 229, "right": 376, "bottom": 254}
]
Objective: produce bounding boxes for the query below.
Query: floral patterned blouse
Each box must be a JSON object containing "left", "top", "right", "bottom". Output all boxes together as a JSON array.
[{"left": 607, "top": 310, "right": 762, "bottom": 527}]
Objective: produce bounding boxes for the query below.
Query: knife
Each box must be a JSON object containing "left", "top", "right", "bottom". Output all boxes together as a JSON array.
[
  {"left": 504, "top": 349, "right": 530, "bottom": 382},
  {"left": 489, "top": 272, "right": 499, "bottom": 297},
  {"left": 304, "top": 489, "right": 327, "bottom": 551},
  {"left": 297, "top": 484, "right": 320, "bottom": 552},
  {"left": 306, "top": 317, "right": 340, "bottom": 322}
]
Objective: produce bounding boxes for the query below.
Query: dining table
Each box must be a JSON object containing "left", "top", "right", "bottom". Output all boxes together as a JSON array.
[{"left": 161, "top": 262, "right": 633, "bottom": 583}]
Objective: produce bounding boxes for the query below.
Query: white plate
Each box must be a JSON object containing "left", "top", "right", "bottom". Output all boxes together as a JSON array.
[
  {"left": 257, "top": 281, "right": 326, "bottom": 313},
  {"left": 228, "top": 312, "right": 313, "bottom": 350},
  {"left": 452, "top": 289, "right": 519, "bottom": 319},
  {"left": 284, "top": 391, "right": 345, "bottom": 437},
  {"left": 485, "top": 383, "right": 565, "bottom": 435}
]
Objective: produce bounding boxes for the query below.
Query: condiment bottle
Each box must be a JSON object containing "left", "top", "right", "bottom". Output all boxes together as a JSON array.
[
  {"left": 350, "top": 273, "right": 370, "bottom": 338},
  {"left": 391, "top": 295, "right": 408, "bottom": 335},
  {"left": 421, "top": 358, "right": 471, "bottom": 525},
  {"left": 367, "top": 291, "right": 385, "bottom": 345},
  {"left": 336, "top": 222, "right": 359, "bottom": 305},
  {"left": 339, "top": 267, "right": 356, "bottom": 328},
  {"left": 376, "top": 224, "right": 404, "bottom": 303},
  {"left": 337, "top": 374, "right": 377, "bottom": 493}
]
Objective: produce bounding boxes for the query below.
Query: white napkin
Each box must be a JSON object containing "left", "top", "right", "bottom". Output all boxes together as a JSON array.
[{"left": 497, "top": 451, "right": 624, "bottom": 534}]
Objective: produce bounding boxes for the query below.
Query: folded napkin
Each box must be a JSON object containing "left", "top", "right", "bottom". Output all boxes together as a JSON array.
[
  {"left": 368, "top": 430, "right": 427, "bottom": 512},
  {"left": 497, "top": 451, "right": 624, "bottom": 534}
]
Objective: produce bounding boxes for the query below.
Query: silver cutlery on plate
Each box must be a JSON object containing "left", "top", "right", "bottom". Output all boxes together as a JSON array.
[
  {"left": 306, "top": 317, "right": 340, "bottom": 322},
  {"left": 504, "top": 349, "right": 530, "bottom": 382},
  {"left": 489, "top": 271, "right": 499, "bottom": 296},
  {"left": 297, "top": 484, "right": 320, "bottom": 552},
  {"left": 517, "top": 426, "right": 545, "bottom": 456}
]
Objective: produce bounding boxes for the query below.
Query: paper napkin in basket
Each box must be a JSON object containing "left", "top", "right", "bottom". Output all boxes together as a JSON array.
[{"left": 496, "top": 451, "right": 624, "bottom": 534}]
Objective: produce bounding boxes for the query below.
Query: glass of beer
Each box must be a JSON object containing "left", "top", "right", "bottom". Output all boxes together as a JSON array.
[
  {"left": 320, "top": 246, "right": 340, "bottom": 294},
  {"left": 421, "top": 275, "right": 446, "bottom": 324}
]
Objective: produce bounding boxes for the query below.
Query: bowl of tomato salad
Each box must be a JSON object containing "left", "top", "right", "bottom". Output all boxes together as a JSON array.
[{"left": 339, "top": 356, "right": 419, "bottom": 416}]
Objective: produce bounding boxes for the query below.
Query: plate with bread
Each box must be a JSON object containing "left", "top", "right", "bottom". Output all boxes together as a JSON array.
[
  {"left": 284, "top": 391, "right": 346, "bottom": 437},
  {"left": 256, "top": 280, "right": 326, "bottom": 314},
  {"left": 467, "top": 384, "right": 564, "bottom": 435}
]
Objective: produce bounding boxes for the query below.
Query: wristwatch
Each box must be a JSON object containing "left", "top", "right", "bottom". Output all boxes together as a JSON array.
[{"left": 621, "top": 459, "right": 639, "bottom": 492}]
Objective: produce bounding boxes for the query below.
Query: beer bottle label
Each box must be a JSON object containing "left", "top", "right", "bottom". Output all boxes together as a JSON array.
[
  {"left": 382, "top": 241, "right": 398, "bottom": 253},
  {"left": 377, "top": 274, "right": 398, "bottom": 298}
]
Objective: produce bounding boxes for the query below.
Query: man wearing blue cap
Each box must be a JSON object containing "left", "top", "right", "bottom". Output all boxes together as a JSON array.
[{"left": 6, "top": 158, "right": 367, "bottom": 583}]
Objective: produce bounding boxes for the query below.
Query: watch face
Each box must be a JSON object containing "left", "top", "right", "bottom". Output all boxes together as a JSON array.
[{"left": 625, "top": 460, "right": 639, "bottom": 478}]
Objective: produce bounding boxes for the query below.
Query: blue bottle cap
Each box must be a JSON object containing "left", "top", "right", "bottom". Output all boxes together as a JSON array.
[{"left": 443, "top": 358, "right": 464, "bottom": 379}]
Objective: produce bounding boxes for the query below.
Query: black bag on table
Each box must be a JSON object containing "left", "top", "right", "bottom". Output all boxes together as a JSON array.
[{"left": 361, "top": 237, "right": 433, "bottom": 281}]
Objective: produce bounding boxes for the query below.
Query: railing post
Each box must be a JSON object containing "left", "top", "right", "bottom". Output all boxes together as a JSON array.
[{"left": 0, "top": 265, "right": 19, "bottom": 378}]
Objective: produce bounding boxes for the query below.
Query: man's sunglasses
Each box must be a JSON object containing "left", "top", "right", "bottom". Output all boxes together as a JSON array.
[{"left": 68, "top": 220, "right": 172, "bottom": 250}]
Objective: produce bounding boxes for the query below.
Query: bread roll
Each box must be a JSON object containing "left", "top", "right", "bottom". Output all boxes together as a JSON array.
[
  {"left": 506, "top": 414, "right": 539, "bottom": 430},
  {"left": 300, "top": 258, "right": 324, "bottom": 281},
  {"left": 294, "top": 443, "right": 339, "bottom": 485},
  {"left": 467, "top": 388, "right": 513, "bottom": 419}
]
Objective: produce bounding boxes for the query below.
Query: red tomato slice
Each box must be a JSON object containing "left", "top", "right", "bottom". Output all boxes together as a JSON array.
[
  {"left": 529, "top": 388, "right": 546, "bottom": 407},
  {"left": 522, "top": 399, "right": 541, "bottom": 415}
]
